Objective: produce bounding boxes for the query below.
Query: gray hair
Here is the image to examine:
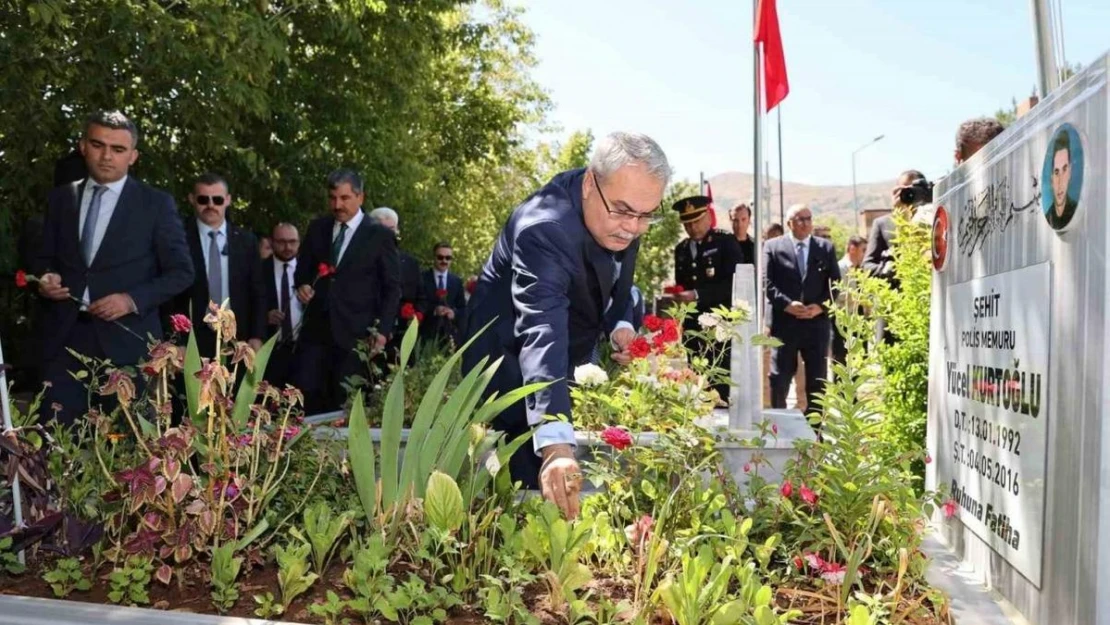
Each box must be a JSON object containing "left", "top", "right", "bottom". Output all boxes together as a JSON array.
[
  {"left": 369, "top": 206, "right": 399, "bottom": 227},
  {"left": 587, "top": 132, "right": 672, "bottom": 185},
  {"left": 85, "top": 109, "right": 140, "bottom": 147},
  {"left": 327, "top": 168, "right": 364, "bottom": 194},
  {"left": 785, "top": 203, "right": 811, "bottom": 222}
]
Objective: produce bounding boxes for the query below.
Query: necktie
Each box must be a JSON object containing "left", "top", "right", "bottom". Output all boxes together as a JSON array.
[
  {"left": 438, "top": 274, "right": 445, "bottom": 291},
  {"left": 331, "top": 222, "right": 348, "bottom": 265},
  {"left": 208, "top": 231, "right": 223, "bottom": 304},
  {"left": 280, "top": 262, "right": 294, "bottom": 340},
  {"left": 80, "top": 185, "right": 107, "bottom": 265},
  {"left": 796, "top": 241, "right": 808, "bottom": 280}
]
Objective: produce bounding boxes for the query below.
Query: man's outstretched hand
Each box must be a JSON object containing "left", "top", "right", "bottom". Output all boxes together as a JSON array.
[{"left": 539, "top": 443, "right": 582, "bottom": 519}]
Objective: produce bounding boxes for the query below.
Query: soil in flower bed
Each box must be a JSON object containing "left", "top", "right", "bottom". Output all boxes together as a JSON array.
[{"left": 0, "top": 554, "right": 632, "bottom": 625}]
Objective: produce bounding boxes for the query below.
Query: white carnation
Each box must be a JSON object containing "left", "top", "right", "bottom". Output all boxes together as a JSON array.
[
  {"left": 573, "top": 363, "right": 609, "bottom": 387},
  {"left": 698, "top": 313, "right": 720, "bottom": 329},
  {"left": 732, "top": 299, "right": 753, "bottom": 317},
  {"left": 714, "top": 324, "right": 734, "bottom": 343}
]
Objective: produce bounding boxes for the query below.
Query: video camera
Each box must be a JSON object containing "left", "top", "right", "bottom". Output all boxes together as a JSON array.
[{"left": 898, "top": 178, "right": 934, "bottom": 206}]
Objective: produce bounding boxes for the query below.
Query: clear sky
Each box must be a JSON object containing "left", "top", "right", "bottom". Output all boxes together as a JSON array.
[{"left": 519, "top": 0, "right": 1110, "bottom": 187}]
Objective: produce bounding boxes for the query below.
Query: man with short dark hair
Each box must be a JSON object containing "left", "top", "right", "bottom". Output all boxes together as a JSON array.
[
  {"left": 263, "top": 222, "right": 302, "bottom": 387},
  {"left": 170, "top": 173, "right": 267, "bottom": 357},
  {"left": 955, "top": 117, "right": 1005, "bottom": 164},
  {"left": 764, "top": 204, "right": 840, "bottom": 418},
  {"left": 422, "top": 242, "right": 466, "bottom": 347},
  {"left": 1046, "top": 131, "right": 1078, "bottom": 230},
  {"left": 293, "top": 169, "right": 401, "bottom": 413},
  {"left": 729, "top": 203, "right": 757, "bottom": 265},
  {"left": 863, "top": 169, "right": 930, "bottom": 284},
  {"left": 34, "top": 110, "right": 194, "bottom": 425}
]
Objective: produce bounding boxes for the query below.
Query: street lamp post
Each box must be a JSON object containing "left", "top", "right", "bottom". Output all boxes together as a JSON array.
[{"left": 852, "top": 134, "right": 885, "bottom": 213}]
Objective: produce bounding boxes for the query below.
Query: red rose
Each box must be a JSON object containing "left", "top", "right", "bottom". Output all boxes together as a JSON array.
[
  {"left": 628, "top": 336, "right": 651, "bottom": 359},
  {"left": 600, "top": 426, "right": 633, "bottom": 450},
  {"left": 780, "top": 480, "right": 793, "bottom": 499},
  {"left": 663, "top": 284, "right": 685, "bottom": 295},
  {"left": 170, "top": 314, "right": 192, "bottom": 334},
  {"left": 660, "top": 319, "right": 680, "bottom": 344},
  {"left": 14, "top": 270, "right": 28, "bottom": 288},
  {"left": 317, "top": 262, "right": 335, "bottom": 278},
  {"left": 400, "top": 303, "right": 416, "bottom": 320},
  {"left": 436, "top": 288, "right": 448, "bottom": 300},
  {"left": 800, "top": 484, "right": 818, "bottom": 506},
  {"left": 465, "top": 278, "right": 477, "bottom": 294},
  {"left": 651, "top": 333, "right": 667, "bottom": 352},
  {"left": 643, "top": 314, "right": 663, "bottom": 332}
]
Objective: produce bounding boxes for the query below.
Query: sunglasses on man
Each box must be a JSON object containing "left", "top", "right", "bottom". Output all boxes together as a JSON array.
[
  {"left": 195, "top": 195, "right": 227, "bottom": 206},
  {"left": 436, "top": 254, "right": 453, "bottom": 261}
]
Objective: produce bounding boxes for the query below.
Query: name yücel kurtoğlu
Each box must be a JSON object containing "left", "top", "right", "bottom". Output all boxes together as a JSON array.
[{"left": 945, "top": 361, "right": 1042, "bottom": 418}]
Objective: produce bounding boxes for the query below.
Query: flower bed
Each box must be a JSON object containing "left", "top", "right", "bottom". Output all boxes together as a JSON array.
[{"left": 1, "top": 301, "right": 952, "bottom": 624}]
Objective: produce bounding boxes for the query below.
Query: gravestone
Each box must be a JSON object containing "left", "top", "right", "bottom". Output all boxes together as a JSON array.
[{"left": 926, "top": 52, "right": 1108, "bottom": 625}]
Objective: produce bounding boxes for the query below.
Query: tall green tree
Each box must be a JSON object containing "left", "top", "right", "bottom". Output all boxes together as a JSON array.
[
  {"left": 635, "top": 180, "right": 693, "bottom": 299},
  {"left": 0, "top": 0, "right": 548, "bottom": 273}
]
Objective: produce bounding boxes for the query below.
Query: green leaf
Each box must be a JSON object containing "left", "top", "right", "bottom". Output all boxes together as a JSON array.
[
  {"left": 184, "top": 332, "right": 204, "bottom": 427},
  {"left": 378, "top": 329, "right": 409, "bottom": 511},
  {"left": 231, "top": 334, "right": 277, "bottom": 430},
  {"left": 424, "top": 471, "right": 464, "bottom": 533},
  {"left": 348, "top": 392, "right": 378, "bottom": 521},
  {"left": 236, "top": 518, "right": 269, "bottom": 551}
]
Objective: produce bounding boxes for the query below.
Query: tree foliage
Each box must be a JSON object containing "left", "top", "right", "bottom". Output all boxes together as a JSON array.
[
  {"left": 635, "top": 180, "right": 693, "bottom": 299},
  {"left": 0, "top": 0, "right": 549, "bottom": 273}
]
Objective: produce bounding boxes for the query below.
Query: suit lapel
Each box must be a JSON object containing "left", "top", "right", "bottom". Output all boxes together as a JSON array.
[
  {"left": 586, "top": 242, "right": 615, "bottom": 314},
  {"left": 336, "top": 217, "right": 372, "bottom": 271},
  {"left": 185, "top": 221, "right": 207, "bottom": 296},
  {"left": 66, "top": 181, "right": 84, "bottom": 266},
  {"left": 227, "top": 224, "right": 243, "bottom": 303},
  {"left": 92, "top": 178, "right": 136, "bottom": 269}
]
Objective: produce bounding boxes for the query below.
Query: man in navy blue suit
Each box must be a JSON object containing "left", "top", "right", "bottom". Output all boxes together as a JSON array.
[
  {"left": 34, "top": 110, "right": 194, "bottom": 425},
  {"left": 463, "top": 132, "right": 671, "bottom": 518},
  {"left": 293, "top": 169, "right": 402, "bottom": 414},
  {"left": 421, "top": 242, "right": 466, "bottom": 348},
  {"left": 763, "top": 203, "right": 840, "bottom": 420}
]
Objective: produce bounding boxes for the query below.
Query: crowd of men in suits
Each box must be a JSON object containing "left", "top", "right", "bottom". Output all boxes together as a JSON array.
[{"left": 31, "top": 110, "right": 471, "bottom": 424}]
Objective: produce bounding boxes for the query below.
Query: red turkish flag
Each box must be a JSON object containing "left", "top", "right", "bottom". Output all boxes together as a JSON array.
[{"left": 754, "top": 0, "right": 789, "bottom": 112}]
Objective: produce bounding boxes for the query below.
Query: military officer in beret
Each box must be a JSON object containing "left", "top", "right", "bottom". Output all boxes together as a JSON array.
[{"left": 669, "top": 195, "right": 745, "bottom": 403}]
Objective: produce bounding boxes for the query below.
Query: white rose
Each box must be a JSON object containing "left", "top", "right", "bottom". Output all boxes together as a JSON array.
[
  {"left": 714, "top": 324, "right": 733, "bottom": 343},
  {"left": 732, "top": 299, "right": 753, "bottom": 318},
  {"left": 573, "top": 363, "right": 609, "bottom": 387},
  {"left": 698, "top": 312, "right": 720, "bottom": 329}
]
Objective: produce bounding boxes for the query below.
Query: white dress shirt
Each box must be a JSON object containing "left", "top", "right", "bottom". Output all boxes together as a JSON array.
[
  {"left": 332, "top": 209, "right": 364, "bottom": 265},
  {"left": 197, "top": 219, "right": 230, "bottom": 304},
  {"left": 78, "top": 175, "right": 128, "bottom": 305},
  {"left": 272, "top": 257, "right": 304, "bottom": 333}
]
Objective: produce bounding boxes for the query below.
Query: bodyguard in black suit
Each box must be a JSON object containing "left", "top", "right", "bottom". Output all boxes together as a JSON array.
[
  {"left": 764, "top": 204, "right": 840, "bottom": 418},
  {"left": 293, "top": 170, "right": 402, "bottom": 414},
  {"left": 33, "top": 110, "right": 194, "bottom": 425},
  {"left": 421, "top": 242, "right": 466, "bottom": 347},
  {"left": 170, "top": 173, "right": 267, "bottom": 356},
  {"left": 262, "top": 223, "right": 303, "bottom": 388}
]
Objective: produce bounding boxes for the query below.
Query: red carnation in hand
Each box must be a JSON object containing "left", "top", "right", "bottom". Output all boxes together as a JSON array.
[
  {"left": 660, "top": 318, "right": 680, "bottom": 344},
  {"left": 643, "top": 314, "right": 664, "bottom": 332},
  {"left": 317, "top": 263, "right": 336, "bottom": 278},
  {"left": 465, "top": 277, "right": 477, "bottom": 294},
  {"left": 170, "top": 314, "right": 192, "bottom": 334},
  {"left": 14, "top": 270, "right": 29, "bottom": 288},
  {"left": 663, "top": 284, "right": 685, "bottom": 295},
  {"left": 400, "top": 303, "right": 416, "bottom": 320},
  {"left": 415, "top": 311, "right": 425, "bottom": 323},
  {"left": 628, "top": 336, "right": 652, "bottom": 359},
  {"left": 436, "top": 288, "right": 448, "bottom": 300},
  {"left": 600, "top": 426, "right": 633, "bottom": 450}
]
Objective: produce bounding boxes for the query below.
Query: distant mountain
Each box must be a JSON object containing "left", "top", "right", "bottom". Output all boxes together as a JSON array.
[{"left": 705, "top": 172, "right": 896, "bottom": 232}]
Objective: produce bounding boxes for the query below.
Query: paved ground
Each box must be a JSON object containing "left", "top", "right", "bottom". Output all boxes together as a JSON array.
[{"left": 923, "top": 535, "right": 1029, "bottom": 625}]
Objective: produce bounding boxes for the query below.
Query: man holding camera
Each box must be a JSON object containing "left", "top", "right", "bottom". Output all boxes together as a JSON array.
[{"left": 863, "top": 169, "right": 932, "bottom": 287}]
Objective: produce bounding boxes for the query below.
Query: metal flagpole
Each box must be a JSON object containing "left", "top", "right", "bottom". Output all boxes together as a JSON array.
[
  {"left": 753, "top": 0, "right": 763, "bottom": 330},
  {"left": 777, "top": 106, "right": 786, "bottom": 225},
  {"left": 0, "top": 333, "right": 26, "bottom": 565}
]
